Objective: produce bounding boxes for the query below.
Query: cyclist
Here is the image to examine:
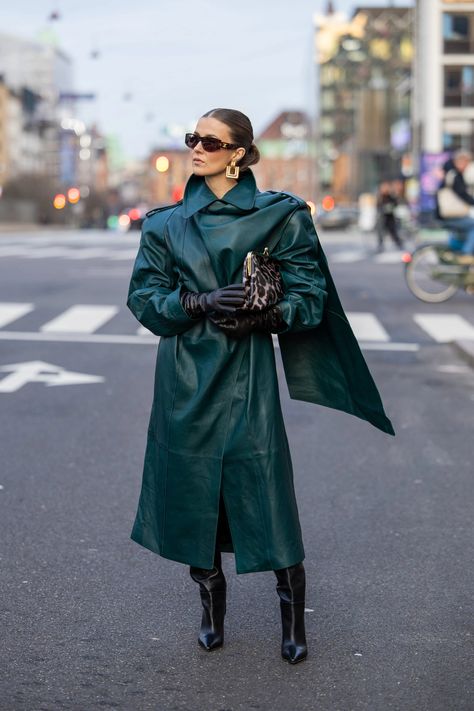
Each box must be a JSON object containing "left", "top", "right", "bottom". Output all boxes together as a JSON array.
[{"left": 436, "top": 149, "right": 474, "bottom": 264}]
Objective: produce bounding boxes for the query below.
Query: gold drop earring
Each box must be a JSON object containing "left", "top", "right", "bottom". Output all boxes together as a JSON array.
[{"left": 226, "top": 160, "right": 239, "bottom": 179}]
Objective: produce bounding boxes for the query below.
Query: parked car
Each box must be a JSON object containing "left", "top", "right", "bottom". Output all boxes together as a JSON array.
[{"left": 316, "top": 204, "right": 359, "bottom": 230}]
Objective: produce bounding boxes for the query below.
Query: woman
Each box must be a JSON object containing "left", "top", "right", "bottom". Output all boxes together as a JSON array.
[{"left": 128, "top": 108, "right": 394, "bottom": 665}]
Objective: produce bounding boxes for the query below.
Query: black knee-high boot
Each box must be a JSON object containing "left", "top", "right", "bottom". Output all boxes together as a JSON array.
[
  {"left": 189, "top": 550, "right": 226, "bottom": 651},
  {"left": 274, "top": 562, "right": 308, "bottom": 664}
]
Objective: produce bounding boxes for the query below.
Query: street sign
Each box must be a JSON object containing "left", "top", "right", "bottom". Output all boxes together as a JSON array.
[{"left": 0, "top": 361, "right": 104, "bottom": 393}]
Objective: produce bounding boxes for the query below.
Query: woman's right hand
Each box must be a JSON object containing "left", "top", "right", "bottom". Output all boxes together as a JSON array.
[
  {"left": 181, "top": 284, "right": 245, "bottom": 318},
  {"left": 200, "top": 284, "right": 245, "bottom": 313}
]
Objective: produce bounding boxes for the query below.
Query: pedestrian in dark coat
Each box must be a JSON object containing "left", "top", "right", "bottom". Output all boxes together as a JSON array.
[
  {"left": 376, "top": 180, "right": 403, "bottom": 250},
  {"left": 127, "top": 108, "right": 394, "bottom": 664}
]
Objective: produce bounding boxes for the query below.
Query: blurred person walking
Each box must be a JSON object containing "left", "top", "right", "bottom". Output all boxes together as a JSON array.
[
  {"left": 376, "top": 180, "right": 404, "bottom": 251},
  {"left": 127, "top": 108, "right": 394, "bottom": 665}
]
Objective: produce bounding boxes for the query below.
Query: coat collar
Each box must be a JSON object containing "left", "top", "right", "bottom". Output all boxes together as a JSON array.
[{"left": 182, "top": 168, "right": 258, "bottom": 218}]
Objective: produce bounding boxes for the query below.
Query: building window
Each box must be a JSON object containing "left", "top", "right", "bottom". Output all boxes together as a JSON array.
[
  {"left": 321, "top": 91, "right": 335, "bottom": 110},
  {"left": 443, "top": 13, "right": 474, "bottom": 53},
  {"left": 443, "top": 118, "right": 474, "bottom": 152},
  {"left": 320, "top": 117, "right": 335, "bottom": 135},
  {"left": 444, "top": 65, "right": 474, "bottom": 107}
]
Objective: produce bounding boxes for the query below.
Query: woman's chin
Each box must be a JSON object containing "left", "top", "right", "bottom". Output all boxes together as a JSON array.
[{"left": 192, "top": 164, "right": 207, "bottom": 176}]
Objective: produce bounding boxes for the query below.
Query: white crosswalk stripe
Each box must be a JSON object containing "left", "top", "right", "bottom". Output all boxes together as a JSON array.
[
  {"left": 0, "top": 302, "right": 34, "bottom": 328},
  {"left": 0, "top": 301, "right": 472, "bottom": 348},
  {"left": 346, "top": 312, "right": 390, "bottom": 341},
  {"left": 413, "top": 314, "right": 474, "bottom": 343},
  {"left": 136, "top": 325, "right": 154, "bottom": 336},
  {"left": 40, "top": 305, "right": 119, "bottom": 334}
]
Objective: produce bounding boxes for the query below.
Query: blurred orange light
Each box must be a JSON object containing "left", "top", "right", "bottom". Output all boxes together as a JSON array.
[
  {"left": 322, "top": 195, "right": 335, "bottom": 211},
  {"left": 119, "top": 214, "right": 131, "bottom": 227},
  {"left": 306, "top": 200, "right": 316, "bottom": 216},
  {"left": 401, "top": 252, "right": 412, "bottom": 263},
  {"left": 128, "top": 208, "right": 141, "bottom": 221},
  {"left": 53, "top": 194, "right": 66, "bottom": 209},
  {"left": 67, "top": 187, "right": 80, "bottom": 203},
  {"left": 155, "top": 156, "right": 169, "bottom": 172}
]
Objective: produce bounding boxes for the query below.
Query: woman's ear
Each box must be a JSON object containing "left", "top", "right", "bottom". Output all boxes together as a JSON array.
[{"left": 233, "top": 147, "right": 246, "bottom": 163}]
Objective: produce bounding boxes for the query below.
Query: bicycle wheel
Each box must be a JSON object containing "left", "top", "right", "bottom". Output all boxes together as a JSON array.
[{"left": 405, "top": 244, "right": 459, "bottom": 302}]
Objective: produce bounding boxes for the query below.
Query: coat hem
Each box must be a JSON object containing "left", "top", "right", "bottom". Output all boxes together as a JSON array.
[{"left": 131, "top": 532, "right": 305, "bottom": 574}]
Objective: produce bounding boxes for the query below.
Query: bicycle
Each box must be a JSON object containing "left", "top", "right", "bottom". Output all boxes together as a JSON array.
[{"left": 402, "top": 241, "right": 474, "bottom": 302}]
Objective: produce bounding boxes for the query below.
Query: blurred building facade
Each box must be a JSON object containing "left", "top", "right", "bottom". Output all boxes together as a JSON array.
[
  {"left": 0, "top": 33, "right": 74, "bottom": 182},
  {"left": 252, "top": 110, "right": 315, "bottom": 200},
  {"left": 0, "top": 76, "right": 45, "bottom": 183},
  {"left": 413, "top": 0, "right": 474, "bottom": 156},
  {"left": 0, "top": 33, "right": 111, "bottom": 222},
  {"left": 147, "top": 149, "right": 190, "bottom": 206},
  {"left": 314, "top": 4, "right": 414, "bottom": 202}
]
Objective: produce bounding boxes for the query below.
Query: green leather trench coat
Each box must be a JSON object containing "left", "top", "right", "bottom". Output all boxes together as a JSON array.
[{"left": 127, "top": 169, "right": 394, "bottom": 575}]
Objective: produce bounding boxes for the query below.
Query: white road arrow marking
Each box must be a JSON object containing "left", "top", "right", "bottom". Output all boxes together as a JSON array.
[{"left": 0, "top": 360, "right": 104, "bottom": 393}]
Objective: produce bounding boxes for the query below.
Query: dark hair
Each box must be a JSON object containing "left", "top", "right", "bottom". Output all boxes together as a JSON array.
[{"left": 201, "top": 108, "right": 260, "bottom": 172}]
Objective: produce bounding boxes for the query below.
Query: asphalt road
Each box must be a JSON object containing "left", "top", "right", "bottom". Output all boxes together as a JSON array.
[{"left": 0, "top": 228, "right": 473, "bottom": 711}]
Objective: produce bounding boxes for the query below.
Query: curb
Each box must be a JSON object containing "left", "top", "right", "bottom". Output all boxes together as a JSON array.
[{"left": 451, "top": 339, "right": 474, "bottom": 368}]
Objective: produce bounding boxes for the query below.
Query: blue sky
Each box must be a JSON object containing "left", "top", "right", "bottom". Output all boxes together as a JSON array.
[{"left": 0, "top": 1, "right": 412, "bottom": 159}]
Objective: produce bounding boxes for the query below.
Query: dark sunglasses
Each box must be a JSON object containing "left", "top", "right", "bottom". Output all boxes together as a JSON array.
[{"left": 185, "top": 132, "right": 239, "bottom": 153}]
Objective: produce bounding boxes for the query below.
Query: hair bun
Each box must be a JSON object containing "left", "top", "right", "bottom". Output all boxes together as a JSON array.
[{"left": 242, "top": 143, "right": 260, "bottom": 170}]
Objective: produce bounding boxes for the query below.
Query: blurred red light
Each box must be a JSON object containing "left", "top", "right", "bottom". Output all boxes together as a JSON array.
[
  {"left": 401, "top": 252, "right": 412, "bottom": 263},
  {"left": 322, "top": 195, "right": 335, "bottom": 211},
  {"left": 128, "top": 208, "right": 141, "bottom": 221},
  {"left": 172, "top": 184, "right": 184, "bottom": 202},
  {"left": 67, "top": 187, "right": 80, "bottom": 203}
]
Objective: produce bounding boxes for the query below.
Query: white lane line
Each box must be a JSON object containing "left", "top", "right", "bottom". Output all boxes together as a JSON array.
[
  {"left": 373, "top": 251, "right": 404, "bottom": 264},
  {"left": 0, "top": 331, "right": 159, "bottom": 345},
  {"left": 0, "top": 330, "right": 420, "bottom": 350},
  {"left": 27, "top": 247, "right": 80, "bottom": 259},
  {"left": 271, "top": 334, "right": 417, "bottom": 352},
  {"left": 359, "top": 342, "right": 419, "bottom": 351},
  {"left": 66, "top": 248, "right": 110, "bottom": 260},
  {"left": 330, "top": 250, "right": 365, "bottom": 263},
  {"left": 413, "top": 314, "right": 474, "bottom": 343},
  {"left": 346, "top": 312, "right": 390, "bottom": 342},
  {"left": 110, "top": 249, "right": 139, "bottom": 260},
  {"left": 40, "top": 305, "right": 119, "bottom": 333},
  {"left": 0, "top": 246, "right": 32, "bottom": 257},
  {"left": 0, "top": 303, "right": 34, "bottom": 328}
]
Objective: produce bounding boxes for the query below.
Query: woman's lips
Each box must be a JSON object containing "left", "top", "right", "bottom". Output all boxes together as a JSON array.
[{"left": 193, "top": 158, "right": 204, "bottom": 165}]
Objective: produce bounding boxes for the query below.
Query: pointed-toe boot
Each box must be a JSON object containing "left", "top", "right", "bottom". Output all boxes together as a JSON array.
[
  {"left": 274, "top": 562, "right": 308, "bottom": 664},
  {"left": 190, "top": 551, "right": 226, "bottom": 651}
]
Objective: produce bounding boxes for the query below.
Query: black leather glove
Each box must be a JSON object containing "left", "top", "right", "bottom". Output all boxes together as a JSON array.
[
  {"left": 181, "top": 284, "right": 245, "bottom": 318},
  {"left": 209, "top": 306, "right": 285, "bottom": 339}
]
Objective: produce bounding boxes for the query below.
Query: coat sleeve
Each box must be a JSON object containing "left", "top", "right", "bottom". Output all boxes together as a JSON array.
[
  {"left": 127, "top": 214, "right": 197, "bottom": 337},
  {"left": 453, "top": 172, "right": 474, "bottom": 205},
  {"left": 272, "top": 204, "right": 328, "bottom": 334}
]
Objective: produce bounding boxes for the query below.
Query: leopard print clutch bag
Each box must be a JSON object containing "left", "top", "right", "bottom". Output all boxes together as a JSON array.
[{"left": 240, "top": 247, "right": 284, "bottom": 312}]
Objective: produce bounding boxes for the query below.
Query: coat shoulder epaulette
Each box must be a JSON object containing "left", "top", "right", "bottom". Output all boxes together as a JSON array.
[
  {"left": 145, "top": 200, "right": 183, "bottom": 218},
  {"left": 261, "top": 190, "right": 308, "bottom": 210},
  {"left": 279, "top": 191, "right": 309, "bottom": 209}
]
